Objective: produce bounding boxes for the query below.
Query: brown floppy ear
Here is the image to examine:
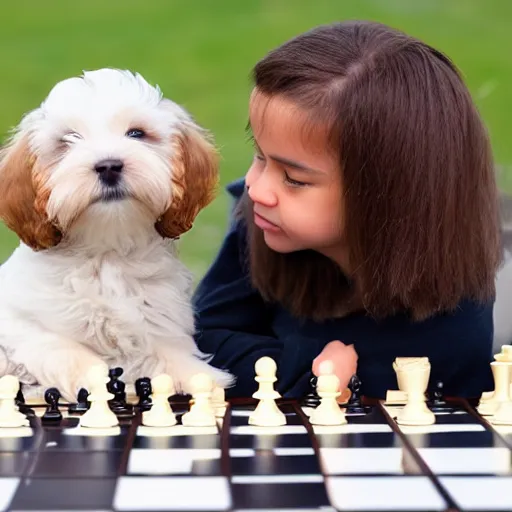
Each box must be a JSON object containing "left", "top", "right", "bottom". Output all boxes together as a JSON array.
[
  {"left": 0, "top": 131, "right": 61, "bottom": 250},
  {"left": 155, "top": 122, "right": 219, "bottom": 239}
]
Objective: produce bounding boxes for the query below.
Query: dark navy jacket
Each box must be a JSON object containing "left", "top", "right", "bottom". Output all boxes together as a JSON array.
[{"left": 193, "top": 178, "right": 494, "bottom": 400}]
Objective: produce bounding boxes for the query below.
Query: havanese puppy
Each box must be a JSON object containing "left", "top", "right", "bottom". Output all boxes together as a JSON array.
[{"left": 0, "top": 68, "right": 233, "bottom": 401}]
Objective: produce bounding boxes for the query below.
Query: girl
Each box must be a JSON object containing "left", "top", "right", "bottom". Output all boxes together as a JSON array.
[{"left": 193, "top": 20, "right": 502, "bottom": 400}]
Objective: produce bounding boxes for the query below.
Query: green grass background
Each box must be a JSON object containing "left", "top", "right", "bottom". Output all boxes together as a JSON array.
[{"left": 1, "top": 0, "right": 511, "bottom": 280}]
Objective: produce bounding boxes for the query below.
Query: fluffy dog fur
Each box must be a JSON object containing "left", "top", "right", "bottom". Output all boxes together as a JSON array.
[{"left": 0, "top": 68, "right": 233, "bottom": 401}]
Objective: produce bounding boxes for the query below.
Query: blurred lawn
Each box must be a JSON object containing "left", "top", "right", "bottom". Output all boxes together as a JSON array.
[{"left": 0, "top": 0, "right": 511, "bottom": 280}]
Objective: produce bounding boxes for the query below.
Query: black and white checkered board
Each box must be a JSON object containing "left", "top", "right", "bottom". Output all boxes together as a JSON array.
[{"left": 0, "top": 398, "right": 511, "bottom": 511}]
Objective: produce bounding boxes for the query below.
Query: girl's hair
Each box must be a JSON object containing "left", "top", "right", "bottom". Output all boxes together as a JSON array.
[{"left": 241, "top": 20, "right": 502, "bottom": 321}]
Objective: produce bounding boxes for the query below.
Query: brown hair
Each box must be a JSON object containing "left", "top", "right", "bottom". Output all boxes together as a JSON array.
[{"left": 241, "top": 20, "right": 501, "bottom": 321}]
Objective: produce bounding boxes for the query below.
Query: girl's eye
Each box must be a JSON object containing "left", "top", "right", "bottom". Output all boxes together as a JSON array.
[
  {"left": 126, "top": 128, "right": 145, "bottom": 139},
  {"left": 284, "top": 171, "right": 307, "bottom": 187}
]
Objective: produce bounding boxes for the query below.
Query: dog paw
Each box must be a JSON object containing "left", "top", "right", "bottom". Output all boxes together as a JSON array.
[
  {"left": 152, "top": 352, "right": 234, "bottom": 395},
  {"left": 36, "top": 348, "right": 108, "bottom": 403}
]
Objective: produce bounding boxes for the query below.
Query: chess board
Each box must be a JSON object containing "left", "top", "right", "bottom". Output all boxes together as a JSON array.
[{"left": 0, "top": 396, "right": 511, "bottom": 511}]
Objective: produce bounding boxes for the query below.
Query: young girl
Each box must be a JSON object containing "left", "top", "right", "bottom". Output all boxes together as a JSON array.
[{"left": 193, "top": 20, "right": 502, "bottom": 400}]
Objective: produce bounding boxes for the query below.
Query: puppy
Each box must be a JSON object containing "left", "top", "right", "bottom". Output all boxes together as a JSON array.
[{"left": 0, "top": 68, "right": 233, "bottom": 401}]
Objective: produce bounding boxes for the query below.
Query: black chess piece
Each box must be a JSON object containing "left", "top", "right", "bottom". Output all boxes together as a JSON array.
[
  {"left": 432, "top": 381, "right": 446, "bottom": 405},
  {"left": 135, "top": 377, "right": 152, "bottom": 411},
  {"left": 15, "top": 384, "right": 35, "bottom": 418},
  {"left": 15, "top": 387, "right": 24, "bottom": 404},
  {"left": 41, "top": 387, "right": 62, "bottom": 423},
  {"left": 301, "top": 373, "right": 321, "bottom": 408},
  {"left": 428, "top": 380, "right": 455, "bottom": 412},
  {"left": 68, "top": 388, "right": 90, "bottom": 414},
  {"left": 107, "top": 367, "right": 133, "bottom": 416},
  {"left": 345, "top": 374, "right": 366, "bottom": 414}
]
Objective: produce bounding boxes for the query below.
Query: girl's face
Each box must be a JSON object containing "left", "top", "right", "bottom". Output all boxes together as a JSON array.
[{"left": 246, "top": 90, "right": 346, "bottom": 266}]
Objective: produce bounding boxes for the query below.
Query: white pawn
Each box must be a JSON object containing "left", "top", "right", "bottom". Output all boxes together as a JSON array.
[
  {"left": 211, "top": 386, "right": 228, "bottom": 418},
  {"left": 490, "top": 363, "right": 512, "bottom": 425},
  {"left": 479, "top": 362, "right": 511, "bottom": 416},
  {"left": 249, "top": 356, "right": 286, "bottom": 427},
  {"left": 309, "top": 360, "right": 347, "bottom": 426},
  {"left": 80, "top": 364, "right": 119, "bottom": 429},
  {"left": 0, "top": 375, "right": 29, "bottom": 428},
  {"left": 142, "top": 374, "right": 177, "bottom": 427},
  {"left": 181, "top": 373, "right": 217, "bottom": 427}
]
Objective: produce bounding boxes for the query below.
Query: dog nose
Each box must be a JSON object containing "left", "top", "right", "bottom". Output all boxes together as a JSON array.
[{"left": 94, "top": 159, "right": 123, "bottom": 186}]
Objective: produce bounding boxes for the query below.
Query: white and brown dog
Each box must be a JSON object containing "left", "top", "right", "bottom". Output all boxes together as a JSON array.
[{"left": 0, "top": 68, "right": 233, "bottom": 401}]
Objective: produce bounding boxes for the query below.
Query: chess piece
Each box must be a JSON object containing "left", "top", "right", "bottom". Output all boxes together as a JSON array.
[
  {"left": 249, "top": 356, "right": 286, "bottom": 427},
  {"left": 395, "top": 359, "right": 435, "bottom": 426},
  {"left": 181, "top": 373, "right": 217, "bottom": 427},
  {"left": 142, "top": 374, "right": 177, "bottom": 427},
  {"left": 41, "top": 387, "right": 63, "bottom": 423},
  {"left": 301, "top": 374, "right": 321, "bottom": 409},
  {"left": 15, "top": 387, "right": 23, "bottom": 405},
  {"left": 309, "top": 360, "right": 347, "bottom": 425},
  {"left": 211, "top": 386, "right": 228, "bottom": 417},
  {"left": 480, "top": 347, "right": 512, "bottom": 404},
  {"left": 346, "top": 374, "right": 365, "bottom": 414},
  {"left": 68, "top": 388, "right": 90, "bottom": 414},
  {"left": 15, "top": 384, "right": 35, "bottom": 418},
  {"left": 393, "top": 357, "right": 429, "bottom": 392},
  {"left": 428, "top": 380, "right": 454, "bottom": 413},
  {"left": 80, "top": 364, "right": 119, "bottom": 428},
  {"left": 431, "top": 380, "right": 445, "bottom": 405},
  {"left": 0, "top": 375, "right": 29, "bottom": 427},
  {"left": 107, "top": 367, "right": 133, "bottom": 416},
  {"left": 478, "top": 362, "right": 511, "bottom": 416},
  {"left": 135, "top": 377, "right": 152, "bottom": 411},
  {"left": 489, "top": 363, "right": 512, "bottom": 425}
]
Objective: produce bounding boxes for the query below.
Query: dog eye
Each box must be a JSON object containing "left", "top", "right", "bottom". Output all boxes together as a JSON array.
[
  {"left": 126, "top": 129, "right": 146, "bottom": 139},
  {"left": 60, "top": 132, "right": 82, "bottom": 144}
]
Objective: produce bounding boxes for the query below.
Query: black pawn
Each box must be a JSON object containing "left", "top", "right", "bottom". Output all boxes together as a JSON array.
[
  {"left": 135, "top": 377, "right": 152, "bottom": 411},
  {"left": 15, "top": 385, "right": 35, "bottom": 418},
  {"left": 108, "top": 367, "right": 133, "bottom": 416},
  {"left": 429, "top": 380, "right": 453, "bottom": 412},
  {"left": 302, "top": 374, "right": 321, "bottom": 408},
  {"left": 15, "top": 387, "right": 24, "bottom": 404},
  {"left": 68, "top": 388, "right": 90, "bottom": 415},
  {"left": 346, "top": 374, "right": 365, "bottom": 414},
  {"left": 42, "top": 387, "right": 62, "bottom": 423},
  {"left": 433, "top": 381, "right": 445, "bottom": 404}
]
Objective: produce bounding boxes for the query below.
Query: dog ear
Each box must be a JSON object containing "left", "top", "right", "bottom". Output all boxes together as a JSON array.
[
  {"left": 155, "top": 122, "right": 219, "bottom": 239},
  {"left": 0, "top": 131, "right": 62, "bottom": 250}
]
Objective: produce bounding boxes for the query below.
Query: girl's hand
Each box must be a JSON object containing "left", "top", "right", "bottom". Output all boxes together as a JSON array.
[{"left": 312, "top": 340, "right": 358, "bottom": 393}]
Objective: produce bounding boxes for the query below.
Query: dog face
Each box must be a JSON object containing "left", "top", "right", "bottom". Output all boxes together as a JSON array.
[{"left": 0, "top": 68, "right": 218, "bottom": 250}]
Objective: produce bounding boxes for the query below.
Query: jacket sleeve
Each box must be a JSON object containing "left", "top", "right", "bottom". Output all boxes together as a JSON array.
[{"left": 192, "top": 203, "right": 323, "bottom": 398}]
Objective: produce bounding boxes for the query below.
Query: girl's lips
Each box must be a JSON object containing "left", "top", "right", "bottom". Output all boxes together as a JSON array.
[{"left": 254, "top": 213, "right": 281, "bottom": 232}]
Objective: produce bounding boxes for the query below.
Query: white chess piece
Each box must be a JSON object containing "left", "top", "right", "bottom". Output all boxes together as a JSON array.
[
  {"left": 0, "top": 375, "right": 29, "bottom": 428},
  {"left": 181, "top": 373, "right": 217, "bottom": 427},
  {"left": 396, "top": 360, "right": 435, "bottom": 426},
  {"left": 142, "top": 374, "right": 177, "bottom": 427},
  {"left": 309, "top": 360, "right": 347, "bottom": 426},
  {"left": 479, "top": 360, "right": 512, "bottom": 415},
  {"left": 248, "top": 356, "right": 286, "bottom": 427},
  {"left": 80, "top": 364, "right": 119, "bottom": 428},
  {"left": 393, "top": 357, "right": 429, "bottom": 393},
  {"left": 211, "top": 386, "right": 228, "bottom": 418},
  {"left": 489, "top": 363, "right": 512, "bottom": 425}
]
